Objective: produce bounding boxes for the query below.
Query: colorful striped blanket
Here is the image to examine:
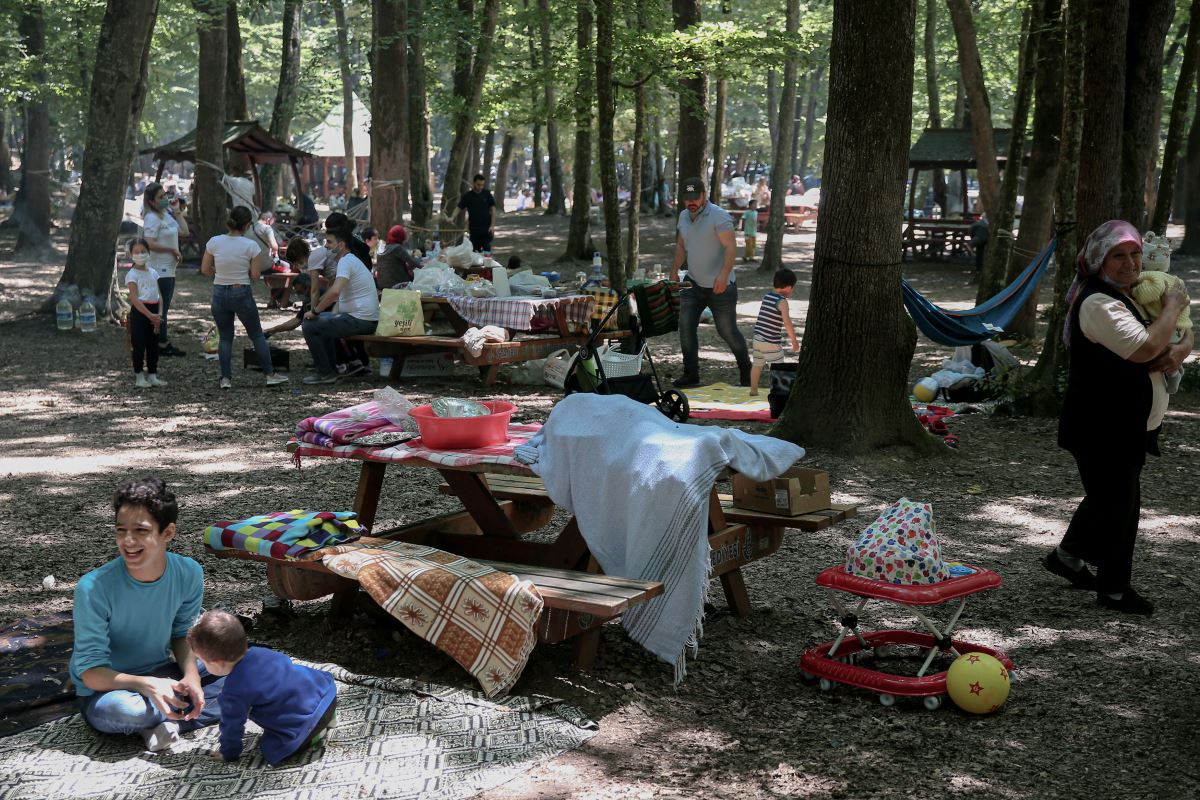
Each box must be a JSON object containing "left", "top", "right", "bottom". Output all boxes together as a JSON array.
[
  {"left": 295, "top": 401, "right": 407, "bottom": 445},
  {"left": 203, "top": 510, "right": 364, "bottom": 560}
]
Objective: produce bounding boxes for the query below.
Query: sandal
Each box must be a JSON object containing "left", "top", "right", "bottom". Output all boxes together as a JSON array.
[
  {"left": 943, "top": 434, "right": 960, "bottom": 448},
  {"left": 928, "top": 418, "right": 949, "bottom": 436}
]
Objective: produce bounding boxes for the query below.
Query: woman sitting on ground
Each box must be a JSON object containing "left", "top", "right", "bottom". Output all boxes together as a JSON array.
[{"left": 374, "top": 225, "right": 421, "bottom": 289}]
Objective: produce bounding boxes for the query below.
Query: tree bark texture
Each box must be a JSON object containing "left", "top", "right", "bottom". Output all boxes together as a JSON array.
[
  {"left": 407, "top": 0, "right": 432, "bottom": 229},
  {"left": 946, "top": 0, "right": 1000, "bottom": 216},
  {"left": 332, "top": 0, "right": 358, "bottom": 197},
  {"left": 673, "top": 0, "right": 707, "bottom": 187},
  {"left": 709, "top": 78, "right": 726, "bottom": 202},
  {"left": 627, "top": 80, "right": 646, "bottom": 276},
  {"left": 924, "top": 0, "right": 947, "bottom": 212},
  {"left": 260, "top": 0, "right": 302, "bottom": 208},
  {"left": 0, "top": 108, "right": 10, "bottom": 192},
  {"left": 538, "top": 0, "right": 566, "bottom": 213},
  {"left": 192, "top": 0, "right": 227, "bottom": 240},
  {"left": 1007, "top": 0, "right": 1064, "bottom": 340},
  {"left": 1152, "top": 0, "right": 1200, "bottom": 234},
  {"left": 371, "top": 0, "right": 409, "bottom": 234},
  {"left": 525, "top": 2, "right": 544, "bottom": 209},
  {"left": 61, "top": 0, "right": 161, "bottom": 300},
  {"left": 562, "top": 0, "right": 595, "bottom": 262},
  {"left": 224, "top": 0, "right": 250, "bottom": 175},
  {"left": 1075, "top": 0, "right": 1129, "bottom": 239},
  {"left": 438, "top": 0, "right": 501, "bottom": 219},
  {"left": 1119, "top": 0, "right": 1174, "bottom": 228},
  {"left": 595, "top": 0, "right": 622, "bottom": 287},
  {"left": 493, "top": 131, "right": 515, "bottom": 214},
  {"left": 766, "top": 70, "right": 779, "bottom": 154},
  {"left": 759, "top": 0, "right": 799, "bottom": 274},
  {"left": 480, "top": 126, "right": 495, "bottom": 182},
  {"left": 799, "top": 64, "right": 824, "bottom": 176},
  {"left": 14, "top": 7, "right": 53, "bottom": 258},
  {"left": 1179, "top": 94, "right": 1200, "bottom": 253},
  {"left": 531, "top": 123, "right": 543, "bottom": 207},
  {"left": 775, "top": 0, "right": 929, "bottom": 453},
  {"left": 977, "top": 4, "right": 1036, "bottom": 305}
]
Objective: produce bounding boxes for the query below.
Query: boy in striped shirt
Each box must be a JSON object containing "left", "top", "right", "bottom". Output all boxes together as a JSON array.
[{"left": 748, "top": 268, "right": 800, "bottom": 396}]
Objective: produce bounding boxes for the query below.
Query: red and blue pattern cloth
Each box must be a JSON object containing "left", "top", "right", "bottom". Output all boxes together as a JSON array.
[
  {"left": 203, "top": 510, "right": 364, "bottom": 560},
  {"left": 844, "top": 498, "right": 951, "bottom": 585}
]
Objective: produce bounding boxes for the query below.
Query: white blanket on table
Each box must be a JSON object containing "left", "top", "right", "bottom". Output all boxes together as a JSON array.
[{"left": 519, "top": 394, "right": 804, "bottom": 683}]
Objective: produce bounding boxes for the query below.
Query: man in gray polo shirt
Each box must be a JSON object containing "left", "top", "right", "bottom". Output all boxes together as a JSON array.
[{"left": 669, "top": 177, "right": 751, "bottom": 388}]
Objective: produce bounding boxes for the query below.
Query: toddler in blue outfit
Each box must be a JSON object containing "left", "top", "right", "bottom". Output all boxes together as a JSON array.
[{"left": 188, "top": 610, "right": 338, "bottom": 765}]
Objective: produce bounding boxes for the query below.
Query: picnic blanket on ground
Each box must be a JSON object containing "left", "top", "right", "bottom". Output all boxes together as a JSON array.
[
  {"left": 443, "top": 294, "right": 594, "bottom": 333},
  {"left": 309, "top": 540, "right": 543, "bottom": 698},
  {"left": 0, "top": 613, "right": 76, "bottom": 739},
  {"left": 0, "top": 660, "right": 596, "bottom": 800},
  {"left": 291, "top": 423, "right": 542, "bottom": 470},
  {"left": 683, "top": 382, "right": 773, "bottom": 421},
  {"left": 519, "top": 394, "right": 804, "bottom": 684},
  {"left": 203, "top": 510, "right": 364, "bottom": 560}
]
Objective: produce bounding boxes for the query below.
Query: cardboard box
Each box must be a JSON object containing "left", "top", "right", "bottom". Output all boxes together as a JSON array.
[
  {"left": 732, "top": 467, "right": 831, "bottom": 517},
  {"left": 399, "top": 352, "right": 458, "bottom": 378}
]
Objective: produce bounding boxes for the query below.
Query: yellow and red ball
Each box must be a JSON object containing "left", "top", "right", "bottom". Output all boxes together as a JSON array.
[{"left": 946, "top": 651, "right": 1011, "bottom": 714}]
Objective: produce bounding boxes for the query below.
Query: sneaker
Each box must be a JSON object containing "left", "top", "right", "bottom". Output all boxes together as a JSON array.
[
  {"left": 672, "top": 374, "right": 701, "bottom": 389},
  {"left": 141, "top": 721, "right": 180, "bottom": 753},
  {"left": 335, "top": 363, "right": 349, "bottom": 375},
  {"left": 159, "top": 344, "right": 187, "bottom": 357},
  {"left": 303, "top": 373, "right": 339, "bottom": 385},
  {"left": 147, "top": 374, "right": 166, "bottom": 387},
  {"left": 342, "top": 362, "right": 369, "bottom": 378},
  {"left": 1042, "top": 547, "right": 1097, "bottom": 590},
  {"left": 135, "top": 373, "right": 150, "bottom": 389},
  {"left": 1097, "top": 587, "right": 1154, "bottom": 616},
  {"left": 219, "top": 377, "right": 232, "bottom": 390},
  {"left": 265, "top": 373, "right": 290, "bottom": 386}
]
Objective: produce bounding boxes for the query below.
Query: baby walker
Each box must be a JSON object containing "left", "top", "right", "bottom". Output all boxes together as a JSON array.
[{"left": 799, "top": 565, "right": 1013, "bottom": 709}]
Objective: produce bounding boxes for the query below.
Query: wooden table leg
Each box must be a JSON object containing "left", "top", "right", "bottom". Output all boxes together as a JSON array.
[
  {"left": 571, "top": 628, "right": 601, "bottom": 669},
  {"left": 441, "top": 470, "right": 519, "bottom": 537},
  {"left": 354, "top": 461, "right": 387, "bottom": 531},
  {"left": 478, "top": 364, "right": 499, "bottom": 385},
  {"left": 720, "top": 569, "right": 753, "bottom": 617}
]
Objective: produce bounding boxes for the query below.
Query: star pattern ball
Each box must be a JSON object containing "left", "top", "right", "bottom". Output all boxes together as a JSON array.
[{"left": 946, "top": 651, "right": 1010, "bottom": 714}]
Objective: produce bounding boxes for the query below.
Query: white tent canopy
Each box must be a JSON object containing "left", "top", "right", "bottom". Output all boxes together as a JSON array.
[{"left": 294, "top": 93, "right": 371, "bottom": 158}]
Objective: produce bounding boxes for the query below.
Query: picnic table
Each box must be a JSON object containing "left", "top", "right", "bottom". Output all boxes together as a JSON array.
[{"left": 902, "top": 220, "right": 973, "bottom": 260}]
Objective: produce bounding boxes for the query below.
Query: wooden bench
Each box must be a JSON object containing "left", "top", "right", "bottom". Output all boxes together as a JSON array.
[{"left": 347, "top": 333, "right": 593, "bottom": 386}]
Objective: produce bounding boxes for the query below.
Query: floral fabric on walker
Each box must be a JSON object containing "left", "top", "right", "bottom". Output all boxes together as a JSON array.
[{"left": 845, "top": 498, "right": 950, "bottom": 584}]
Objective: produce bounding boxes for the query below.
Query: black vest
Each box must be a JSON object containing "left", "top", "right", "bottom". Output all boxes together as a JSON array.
[{"left": 1057, "top": 279, "right": 1155, "bottom": 463}]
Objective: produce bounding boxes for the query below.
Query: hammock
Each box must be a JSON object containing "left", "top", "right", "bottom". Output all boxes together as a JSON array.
[{"left": 902, "top": 239, "right": 1057, "bottom": 346}]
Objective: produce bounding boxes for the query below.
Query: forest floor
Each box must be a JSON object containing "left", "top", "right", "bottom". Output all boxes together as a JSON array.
[{"left": 1, "top": 210, "right": 1198, "bottom": 799}]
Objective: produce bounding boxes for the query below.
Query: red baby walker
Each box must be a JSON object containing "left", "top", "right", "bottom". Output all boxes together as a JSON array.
[{"left": 799, "top": 565, "right": 1014, "bottom": 709}]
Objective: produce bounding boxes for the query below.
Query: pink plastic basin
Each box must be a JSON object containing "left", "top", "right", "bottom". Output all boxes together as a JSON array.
[{"left": 408, "top": 401, "right": 516, "bottom": 449}]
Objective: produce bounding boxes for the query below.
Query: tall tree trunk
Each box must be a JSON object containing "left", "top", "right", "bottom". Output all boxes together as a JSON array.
[
  {"left": 260, "top": 0, "right": 302, "bottom": 210},
  {"left": 1145, "top": 18, "right": 1191, "bottom": 224},
  {"left": 526, "top": 2, "right": 543, "bottom": 209},
  {"left": 1119, "top": 0, "right": 1174, "bottom": 228},
  {"left": 538, "top": 0, "right": 566, "bottom": 213},
  {"left": 766, "top": 70, "right": 779, "bottom": 154},
  {"left": 531, "top": 123, "right": 543, "bottom": 207},
  {"left": 775, "top": 0, "right": 927, "bottom": 453},
  {"left": 627, "top": 0, "right": 647, "bottom": 278},
  {"left": 224, "top": 0, "right": 250, "bottom": 176},
  {"left": 977, "top": 3, "right": 1036, "bottom": 304},
  {"left": 1007, "top": 0, "right": 1064, "bottom": 340},
  {"left": 946, "top": 0, "right": 1001, "bottom": 216},
  {"left": 407, "top": 0, "right": 432, "bottom": 229},
  {"left": 1076, "top": 0, "right": 1129, "bottom": 239},
  {"left": 561, "top": 0, "right": 595, "bottom": 261},
  {"left": 0, "top": 108, "right": 10, "bottom": 192},
  {"left": 480, "top": 126, "right": 495, "bottom": 180},
  {"left": 493, "top": 130, "right": 515, "bottom": 214},
  {"left": 13, "top": 7, "right": 53, "bottom": 258},
  {"left": 673, "top": 0, "right": 706, "bottom": 186},
  {"left": 438, "top": 0, "right": 502, "bottom": 219},
  {"left": 759, "top": 0, "right": 799, "bottom": 274},
  {"left": 332, "top": 0, "right": 358, "bottom": 197},
  {"left": 790, "top": 77, "right": 804, "bottom": 176},
  {"left": 371, "top": 0, "right": 409, "bottom": 233},
  {"left": 799, "top": 64, "right": 824, "bottom": 176},
  {"left": 1179, "top": 96, "right": 1200, "bottom": 253},
  {"left": 191, "top": 0, "right": 226, "bottom": 239},
  {"left": 61, "top": 0, "right": 160, "bottom": 302},
  {"left": 596, "top": 0, "right": 621, "bottom": 287},
  {"left": 709, "top": 77, "right": 726, "bottom": 203},
  {"left": 1152, "top": 0, "right": 1200, "bottom": 235},
  {"left": 924, "top": 0, "right": 947, "bottom": 212}
]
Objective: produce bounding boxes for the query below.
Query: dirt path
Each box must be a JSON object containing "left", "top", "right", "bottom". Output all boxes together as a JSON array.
[{"left": 1, "top": 214, "right": 1197, "bottom": 799}]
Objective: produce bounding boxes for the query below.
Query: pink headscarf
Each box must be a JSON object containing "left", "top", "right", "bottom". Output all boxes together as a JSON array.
[{"left": 1063, "top": 220, "right": 1142, "bottom": 345}]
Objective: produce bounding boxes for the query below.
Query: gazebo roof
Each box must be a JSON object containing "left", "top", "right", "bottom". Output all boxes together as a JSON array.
[
  {"left": 293, "top": 94, "right": 372, "bottom": 159},
  {"left": 909, "top": 128, "right": 1028, "bottom": 169},
  {"left": 141, "top": 121, "right": 309, "bottom": 164}
]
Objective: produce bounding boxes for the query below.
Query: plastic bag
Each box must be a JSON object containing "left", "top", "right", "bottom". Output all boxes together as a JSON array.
[
  {"left": 373, "top": 387, "right": 419, "bottom": 431},
  {"left": 444, "top": 239, "right": 473, "bottom": 268},
  {"left": 203, "top": 326, "right": 220, "bottom": 354},
  {"left": 505, "top": 359, "right": 549, "bottom": 385},
  {"left": 412, "top": 264, "right": 466, "bottom": 295},
  {"left": 468, "top": 279, "right": 496, "bottom": 298},
  {"left": 542, "top": 348, "right": 575, "bottom": 389},
  {"left": 508, "top": 269, "right": 551, "bottom": 295},
  {"left": 431, "top": 397, "right": 489, "bottom": 418},
  {"left": 376, "top": 289, "right": 424, "bottom": 337}
]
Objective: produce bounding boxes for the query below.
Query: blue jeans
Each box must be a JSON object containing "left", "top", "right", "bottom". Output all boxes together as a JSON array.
[
  {"left": 678, "top": 278, "right": 751, "bottom": 378},
  {"left": 79, "top": 660, "right": 224, "bottom": 736},
  {"left": 302, "top": 312, "right": 377, "bottom": 375},
  {"left": 156, "top": 276, "right": 175, "bottom": 344},
  {"left": 211, "top": 284, "right": 274, "bottom": 379}
]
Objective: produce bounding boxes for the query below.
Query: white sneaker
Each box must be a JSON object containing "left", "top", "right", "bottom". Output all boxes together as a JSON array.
[
  {"left": 265, "top": 373, "right": 289, "bottom": 386},
  {"left": 141, "top": 721, "right": 180, "bottom": 753},
  {"left": 219, "top": 377, "right": 232, "bottom": 390},
  {"left": 147, "top": 374, "right": 166, "bottom": 387},
  {"left": 135, "top": 373, "right": 150, "bottom": 389}
]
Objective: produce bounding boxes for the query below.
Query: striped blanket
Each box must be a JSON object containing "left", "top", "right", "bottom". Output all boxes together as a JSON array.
[
  {"left": 295, "top": 401, "right": 406, "bottom": 445},
  {"left": 291, "top": 423, "right": 542, "bottom": 470},
  {"left": 203, "top": 510, "right": 364, "bottom": 560}
]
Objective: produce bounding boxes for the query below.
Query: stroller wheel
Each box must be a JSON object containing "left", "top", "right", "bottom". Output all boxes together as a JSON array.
[{"left": 657, "top": 389, "right": 690, "bottom": 422}]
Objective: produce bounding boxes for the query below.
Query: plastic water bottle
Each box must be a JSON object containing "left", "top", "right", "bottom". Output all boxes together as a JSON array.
[
  {"left": 56, "top": 298, "right": 74, "bottom": 331},
  {"left": 584, "top": 252, "right": 604, "bottom": 289},
  {"left": 79, "top": 297, "right": 98, "bottom": 333}
]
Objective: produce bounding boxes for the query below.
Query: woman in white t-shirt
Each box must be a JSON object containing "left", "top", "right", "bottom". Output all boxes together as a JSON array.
[
  {"left": 200, "top": 206, "right": 289, "bottom": 389},
  {"left": 141, "top": 182, "right": 189, "bottom": 357}
]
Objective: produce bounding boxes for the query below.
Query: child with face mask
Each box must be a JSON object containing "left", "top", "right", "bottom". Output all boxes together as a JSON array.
[{"left": 126, "top": 238, "right": 165, "bottom": 388}]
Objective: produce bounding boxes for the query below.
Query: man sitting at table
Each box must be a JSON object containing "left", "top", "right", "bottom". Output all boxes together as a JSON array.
[{"left": 301, "top": 229, "right": 380, "bottom": 385}]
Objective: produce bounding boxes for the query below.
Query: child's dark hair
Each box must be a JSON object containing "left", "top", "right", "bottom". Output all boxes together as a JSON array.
[
  {"left": 506, "top": 255, "right": 522, "bottom": 271},
  {"left": 113, "top": 477, "right": 178, "bottom": 529},
  {"left": 284, "top": 237, "right": 311, "bottom": 264},
  {"left": 773, "top": 268, "right": 797, "bottom": 289},
  {"left": 127, "top": 237, "right": 150, "bottom": 256},
  {"left": 361, "top": 227, "right": 378, "bottom": 241},
  {"left": 748, "top": 200, "right": 757, "bottom": 209},
  {"left": 187, "top": 610, "right": 248, "bottom": 663}
]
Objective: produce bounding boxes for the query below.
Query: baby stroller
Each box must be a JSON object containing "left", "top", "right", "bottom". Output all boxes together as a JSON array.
[{"left": 563, "top": 286, "right": 690, "bottom": 422}]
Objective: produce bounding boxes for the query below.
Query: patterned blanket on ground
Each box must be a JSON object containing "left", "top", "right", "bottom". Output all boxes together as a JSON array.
[
  {"left": 203, "top": 510, "right": 364, "bottom": 560},
  {"left": 308, "top": 541, "right": 543, "bottom": 698},
  {"left": 683, "top": 382, "right": 773, "bottom": 421},
  {"left": 0, "top": 661, "right": 596, "bottom": 800}
]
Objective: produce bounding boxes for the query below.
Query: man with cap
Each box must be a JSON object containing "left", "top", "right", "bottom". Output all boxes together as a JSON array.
[{"left": 670, "top": 177, "right": 751, "bottom": 388}]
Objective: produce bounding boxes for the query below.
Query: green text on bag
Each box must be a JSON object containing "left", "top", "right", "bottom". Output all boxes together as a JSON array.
[{"left": 376, "top": 289, "right": 424, "bottom": 337}]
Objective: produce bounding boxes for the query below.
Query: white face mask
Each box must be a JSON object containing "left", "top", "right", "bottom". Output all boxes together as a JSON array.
[{"left": 132, "top": 253, "right": 149, "bottom": 265}]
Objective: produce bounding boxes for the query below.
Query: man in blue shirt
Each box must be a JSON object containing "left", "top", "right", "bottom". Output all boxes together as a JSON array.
[
  {"left": 669, "top": 177, "right": 751, "bottom": 388},
  {"left": 70, "top": 478, "right": 224, "bottom": 751}
]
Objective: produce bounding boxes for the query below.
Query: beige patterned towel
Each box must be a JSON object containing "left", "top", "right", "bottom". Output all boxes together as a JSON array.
[{"left": 312, "top": 541, "right": 544, "bottom": 697}]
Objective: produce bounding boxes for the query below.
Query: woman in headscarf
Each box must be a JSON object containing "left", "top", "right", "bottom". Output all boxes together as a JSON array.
[
  {"left": 1046, "top": 220, "right": 1192, "bottom": 615},
  {"left": 374, "top": 225, "right": 421, "bottom": 289}
]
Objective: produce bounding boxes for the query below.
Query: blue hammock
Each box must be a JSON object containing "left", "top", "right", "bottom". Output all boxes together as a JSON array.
[{"left": 901, "top": 239, "right": 1057, "bottom": 346}]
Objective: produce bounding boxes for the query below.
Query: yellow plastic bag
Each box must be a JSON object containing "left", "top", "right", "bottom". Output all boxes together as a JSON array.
[
  {"left": 203, "top": 326, "right": 219, "bottom": 354},
  {"left": 376, "top": 289, "right": 424, "bottom": 337}
]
